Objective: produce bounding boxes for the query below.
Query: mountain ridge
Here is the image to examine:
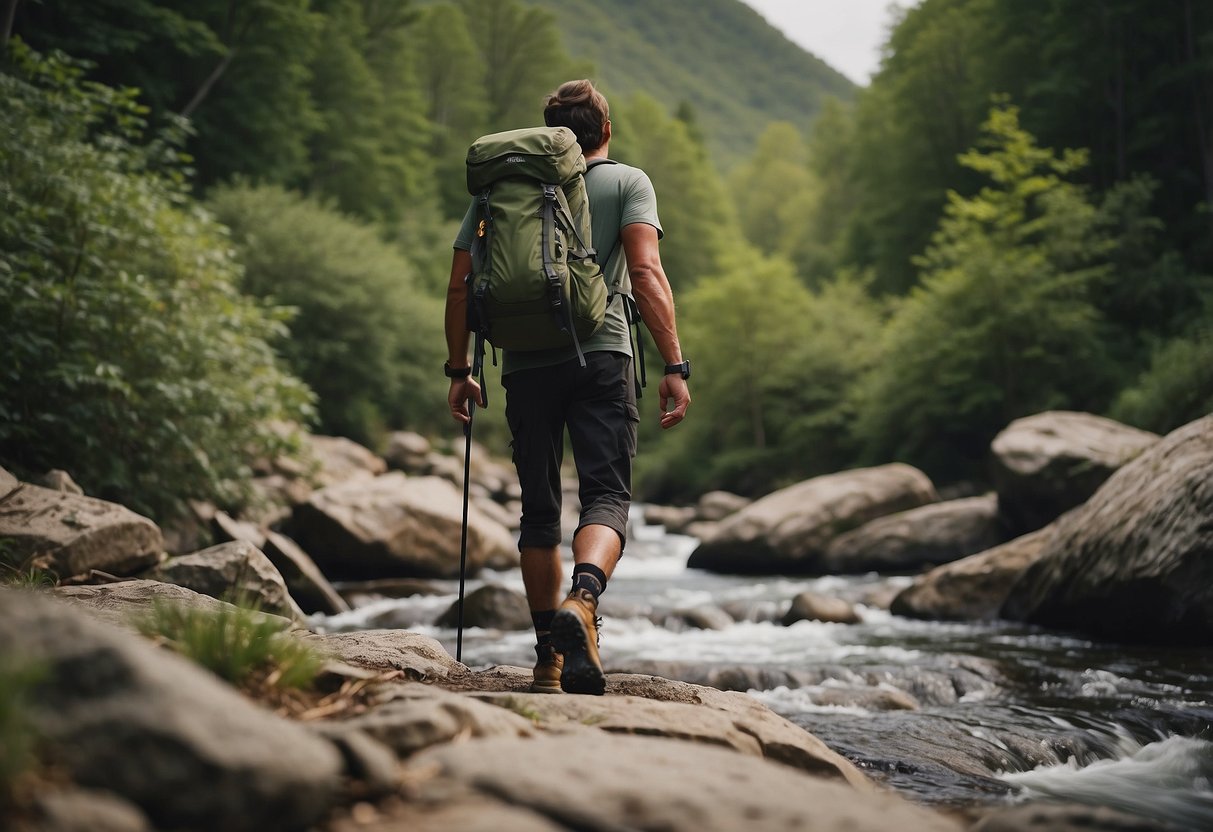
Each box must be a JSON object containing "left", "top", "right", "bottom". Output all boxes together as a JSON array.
[{"left": 530, "top": 0, "right": 856, "bottom": 165}]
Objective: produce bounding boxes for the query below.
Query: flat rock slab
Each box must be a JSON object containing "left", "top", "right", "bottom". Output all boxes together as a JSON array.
[
  {"left": 303, "top": 630, "right": 467, "bottom": 683},
  {"left": 0, "top": 481, "right": 163, "bottom": 578},
  {"left": 405, "top": 732, "right": 962, "bottom": 832},
  {"left": 54, "top": 579, "right": 296, "bottom": 633},
  {"left": 0, "top": 589, "right": 341, "bottom": 831},
  {"left": 688, "top": 463, "right": 938, "bottom": 574}
]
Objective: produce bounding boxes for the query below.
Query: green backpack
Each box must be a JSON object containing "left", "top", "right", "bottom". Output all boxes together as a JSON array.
[{"left": 465, "top": 126, "right": 607, "bottom": 366}]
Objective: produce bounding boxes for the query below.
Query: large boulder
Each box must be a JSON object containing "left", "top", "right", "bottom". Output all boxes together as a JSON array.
[
  {"left": 303, "top": 630, "right": 466, "bottom": 682},
  {"left": 0, "top": 475, "right": 163, "bottom": 578},
  {"left": 891, "top": 529, "right": 1050, "bottom": 621},
  {"left": 687, "top": 464, "right": 938, "bottom": 574},
  {"left": 0, "top": 589, "right": 342, "bottom": 831},
  {"left": 781, "top": 590, "right": 862, "bottom": 625},
  {"left": 404, "top": 732, "right": 961, "bottom": 832},
  {"left": 304, "top": 434, "right": 387, "bottom": 488},
  {"left": 1001, "top": 415, "right": 1213, "bottom": 643},
  {"left": 991, "top": 411, "right": 1158, "bottom": 534},
  {"left": 261, "top": 531, "right": 350, "bottom": 615},
  {"left": 287, "top": 473, "right": 516, "bottom": 580},
  {"left": 435, "top": 584, "right": 531, "bottom": 630},
  {"left": 821, "top": 494, "right": 1004, "bottom": 574},
  {"left": 143, "top": 540, "right": 305, "bottom": 620}
]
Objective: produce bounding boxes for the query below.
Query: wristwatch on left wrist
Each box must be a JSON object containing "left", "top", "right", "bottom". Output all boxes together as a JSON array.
[
  {"left": 444, "top": 361, "right": 471, "bottom": 379},
  {"left": 664, "top": 359, "right": 691, "bottom": 380}
]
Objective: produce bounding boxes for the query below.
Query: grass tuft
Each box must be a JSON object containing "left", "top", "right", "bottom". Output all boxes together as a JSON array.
[{"left": 138, "top": 599, "right": 325, "bottom": 693}]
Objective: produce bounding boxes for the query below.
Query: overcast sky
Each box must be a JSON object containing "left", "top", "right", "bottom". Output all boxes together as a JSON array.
[{"left": 739, "top": 0, "right": 919, "bottom": 85}]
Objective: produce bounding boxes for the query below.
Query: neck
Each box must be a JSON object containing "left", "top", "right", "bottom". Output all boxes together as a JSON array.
[{"left": 585, "top": 142, "right": 609, "bottom": 161}]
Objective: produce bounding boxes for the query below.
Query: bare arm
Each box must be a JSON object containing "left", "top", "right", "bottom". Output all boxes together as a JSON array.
[
  {"left": 621, "top": 223, "right": 690, "bottom": 429},
  {"left": 444, "top": 248, "right": 483, "bottom": 423}
]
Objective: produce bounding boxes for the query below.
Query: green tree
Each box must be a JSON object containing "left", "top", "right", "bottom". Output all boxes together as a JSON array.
[
  {"left": 728, "top": 122, "right": 818, "bottom": 263},
  {"left": 406, "top": 3, "right": 488, "bottom": 217},
  {"left": 611, "top": 94, "right": 744, "bottom": 290},
  {"left": 457, "top": 0, "right": 585, "bottom": 132},
  {"left": 10, "top": 0, "right": 326, "bottom": 187},
  {"left": 0, "top": 44, "right": 313, "bottom": 518},
  {"left": 853, "top": 105, "right": 1113, "bottom": 479}
]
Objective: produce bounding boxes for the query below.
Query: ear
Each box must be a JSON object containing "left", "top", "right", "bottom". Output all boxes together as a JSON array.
[{"left": 601, "top": 119, "right": 612, "bottom": 145}]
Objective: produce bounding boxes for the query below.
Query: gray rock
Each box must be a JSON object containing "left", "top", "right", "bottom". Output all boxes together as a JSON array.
[
  {"left": 36, "top": 469, "right": 84, "bottom": 495},
  {"left": 0, "top": 589, "right": 342, "bottom": 831},
  {"left": 307, "top": 725, "right": 400, "bottom": 796},
  {"left": 688, "top": 464, "right": 938, "bottom": 575},
  {"left": 406, "top": 732, "right": 961, "bottom": 832},
  {"left": 782, "top": 591, "right": 862, "bottom": 625},
  {"left": 644, "top": 504, "right": 696, "bottom": 533},
  {"left": 992, "top": 411, "right": 1159, "bottom": 534},
  {"left": 287, "top": 473, "right": 515, "bottom": 580},
  {"left": 892, "top": 530, "right": 1050, "bottom": 621},
  {"left": 1, "top": 463, "right": 19, "bottom": 499},
  {"left": 144, "top": 540, "right": 305, "bottom": 621},
  {"left": 305, "top": 434, "right": 387, "bottom": 488},
  {"left": 262, "top": 531, "right": 350, "bottom": 615},
  {"left": 342, "top": 683, "right": 535, "bottom": 758},
  {"left": 210, "top": 510, "right": 266, "bottom": 547},
  {"left": 696, "top": 490, "right": 750, "bottom": 521},
  {"left": 0, "top": 482, "right": 163, "bottom": 579},
  {"left": 54, "top": 579, "right": 296, "bottom": 634},
  {"left": 435, "top": 584, "right": 531, "bottom": 630},
  {"left": 28, "top": 788, "right": 151, "bottom": 832},
  {"left": 303, "top": 630, "right": 465, "bottom": 682},
  {"left": 1002, "top": 414, "right": 1213, "bottom": 643},
  {"left": 821, "top": 494, "right": 1004, "bottom": 573},
  {"left": 670, "top": 604, "right": 735, "bottom": 630},
  {"left": 383, "top": 430, "right": 432, "bottom": 473}
]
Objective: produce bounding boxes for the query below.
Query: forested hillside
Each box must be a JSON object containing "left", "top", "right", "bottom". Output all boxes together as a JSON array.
[
  {"left": 531, "top": 0, "right": 855, "bottom": 164},
  {"left": 2, "top": 0, "right": 1211, "bottom": 520}
]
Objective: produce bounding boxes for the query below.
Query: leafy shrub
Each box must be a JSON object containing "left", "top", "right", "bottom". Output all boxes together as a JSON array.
[
  {"left": 206, "top": 183, "right": 449, "bottom": 445},
  {"left": 0, "top": 42, "right": 314, "bottom": 520},
  {"left": 1110, "top": 324, "right": 1213, "bottom": 434}
]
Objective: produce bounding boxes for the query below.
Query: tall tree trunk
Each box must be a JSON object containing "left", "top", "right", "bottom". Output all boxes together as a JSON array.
[
  {"left": 180, "top": 49, "right": 236, "bottom": 119},
  {"left": 2, "top": 0, "right": 21, "bottom": 53}
]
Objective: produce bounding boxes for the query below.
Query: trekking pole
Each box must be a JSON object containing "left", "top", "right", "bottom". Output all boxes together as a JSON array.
[{"left": 456, "top": 397, "right": 475, "bottom": 664}]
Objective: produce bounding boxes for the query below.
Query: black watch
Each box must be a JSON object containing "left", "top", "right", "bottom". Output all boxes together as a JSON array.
[
  {"left": 664, "top": 360, "right": 691, "bottom": 380},
  {"left": 444, "top": 361, "right": 472, "bottom": 379}
]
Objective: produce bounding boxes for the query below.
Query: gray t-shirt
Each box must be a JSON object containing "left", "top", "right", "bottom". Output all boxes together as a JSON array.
[{"left": 454, "top": 160, "right": 663, "bottom": 374}]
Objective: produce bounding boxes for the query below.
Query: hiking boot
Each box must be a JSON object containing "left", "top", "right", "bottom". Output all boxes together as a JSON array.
[
  {"left": 550, "top": 588, "right": 605, "bottom": 695},
  {"left": 530, "top": 642, "right": 563, "bottom": 694}
]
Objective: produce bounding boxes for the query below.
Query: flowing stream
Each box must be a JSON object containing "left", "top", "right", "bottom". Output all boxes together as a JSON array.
[{"left": 314, "top": 511, "right": 1213, "bottom": 825}]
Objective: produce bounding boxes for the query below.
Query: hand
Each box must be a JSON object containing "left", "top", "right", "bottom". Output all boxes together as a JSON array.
[
  {"left": 448, "top": 377, "right": 484, "bottom": 424},
  {"left": 658, "top": 374, "right": 690, "bottom": 429}
]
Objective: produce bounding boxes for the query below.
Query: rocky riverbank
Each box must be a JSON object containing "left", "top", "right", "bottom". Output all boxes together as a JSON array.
[{"left": 2, "top": 409, "right": 1207, "bottom": 831}]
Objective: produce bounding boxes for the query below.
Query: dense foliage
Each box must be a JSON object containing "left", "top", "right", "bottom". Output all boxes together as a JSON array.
[
  {"left": 4, "top": 0, "right": 1211, "bottom": 507},
  {"left": 0, "top": 43, "right": 313, "bottom": 518},
  {"left": 207, "top": 184, "right": 447, "bottom": 444}
]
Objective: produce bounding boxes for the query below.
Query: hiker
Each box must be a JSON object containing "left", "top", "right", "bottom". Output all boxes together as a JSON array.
[{"left": 444, "top": 79, "right": 691, "bottom": 695}]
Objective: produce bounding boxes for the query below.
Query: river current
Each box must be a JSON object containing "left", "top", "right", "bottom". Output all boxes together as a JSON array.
[{"left": 314, "top": 511, "right": 1213, "bottom": 826}]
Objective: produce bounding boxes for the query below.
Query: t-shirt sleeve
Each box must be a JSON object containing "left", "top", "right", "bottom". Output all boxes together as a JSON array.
[
  {"left": 453, "top": 201, "right": 477, "bottom": 250},
  {"left": 620, "top": 170, "right": 663, "bottom": 240}
]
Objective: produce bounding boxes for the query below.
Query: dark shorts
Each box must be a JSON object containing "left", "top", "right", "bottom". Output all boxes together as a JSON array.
[{"left": 503, "top": 351, "right": 638, "bottom": 551}]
